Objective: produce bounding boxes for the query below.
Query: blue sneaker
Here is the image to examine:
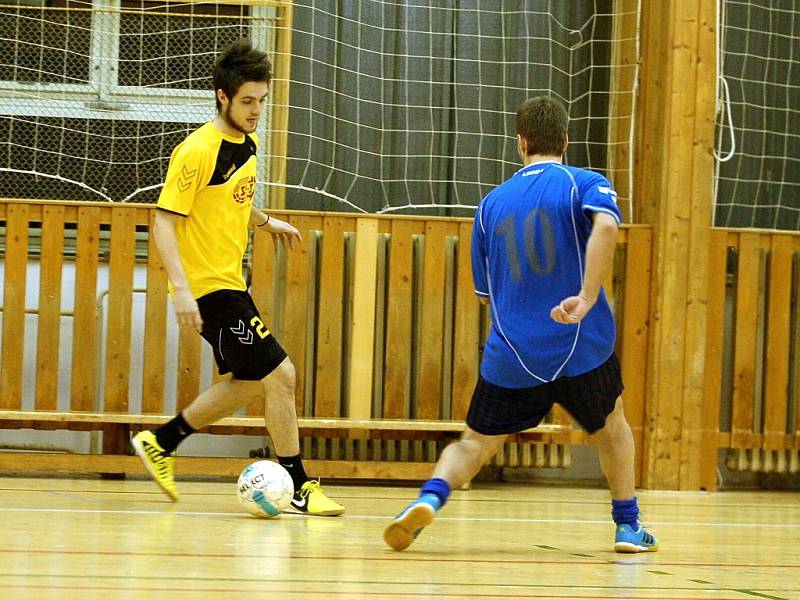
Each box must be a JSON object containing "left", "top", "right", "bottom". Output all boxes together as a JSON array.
[
  {"left": 614, "top": 523, "right": 659, "bottom": 553},
  {"left": 383, "top": 494, "right": 440, "bottom": 551}
]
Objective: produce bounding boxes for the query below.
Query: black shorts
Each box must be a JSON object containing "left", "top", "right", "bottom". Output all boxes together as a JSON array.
[
  {"left": 466, "top": 353, "right": 623, "bottom": 435},
  {"left": 196, "top": 289, "right": 287, "bottom": 381}
]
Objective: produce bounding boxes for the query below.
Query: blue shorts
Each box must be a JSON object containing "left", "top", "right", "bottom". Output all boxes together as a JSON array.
[{"left": 466, "top": 353, "right": 623, "bottom": 435}]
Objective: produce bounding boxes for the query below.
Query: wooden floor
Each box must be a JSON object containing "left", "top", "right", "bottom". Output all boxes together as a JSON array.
[{"left": 0, "top": 476, "right": 797, "bottom": 599}]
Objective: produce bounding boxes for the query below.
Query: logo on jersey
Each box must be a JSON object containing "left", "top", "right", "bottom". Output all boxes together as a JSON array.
[
  {"left": 232, "top": 175, "right": 256, "bottom": 204},
  {"left": 598, "top": 185, "right": 618, "bottom": 203},
  {"left": 223, "top": 164, "right": 237, "bottom": 181},
  {"left": 177, "top": 164, "right": 197, "bottom": 192}
]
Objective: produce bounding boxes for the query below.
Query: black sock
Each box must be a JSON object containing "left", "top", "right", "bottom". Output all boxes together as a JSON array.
[
  {"left": 277, "top": 453, "right": 309, "bottom": 492},
  {"left": 155, "top": 413, "right": 195, "bottom": 454}
]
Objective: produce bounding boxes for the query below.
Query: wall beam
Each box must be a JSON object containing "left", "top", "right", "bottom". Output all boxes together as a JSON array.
[
  {"left": 268, "top": 1, "right": 294, "bottom": 209},
  {"left": 635, "top": 0, "right": 718, "bottom": 489}
]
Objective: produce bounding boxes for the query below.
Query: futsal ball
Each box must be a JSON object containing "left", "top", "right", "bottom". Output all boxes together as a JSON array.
[{"left": 237, "top": 461, "right": 294, "bottom": 518}]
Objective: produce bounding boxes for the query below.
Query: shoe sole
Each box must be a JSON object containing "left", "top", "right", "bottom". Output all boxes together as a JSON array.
[
  {"left": 283, "top": 505, "right": 344, "bottom": 516},
  {"left": 614, "top": 541, "right": 659, "bottom": 553},
  {"left": 383, "top": 503, "right": 435, "bottom": 551},
  {"left": 131, "top": 436, "right": 179, "bottom": 502}
]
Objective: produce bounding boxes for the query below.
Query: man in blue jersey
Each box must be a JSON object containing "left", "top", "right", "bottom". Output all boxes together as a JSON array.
[{"left": 383, "top": 96, "right": 658, "bottom": 553}]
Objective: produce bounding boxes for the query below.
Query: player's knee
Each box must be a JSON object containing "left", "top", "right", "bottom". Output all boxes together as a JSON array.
[
  {"left": 462, "top": 428, "right": 505, "bottom": 462},
  {"left": 262, "top": 357, "right": 295, "bottom": 394},
  {"left": 597, "top": 397, "right": 631, "bottom": 438},
  {"left": 604, "top": 397, "right": 626, "bottom": 425}
]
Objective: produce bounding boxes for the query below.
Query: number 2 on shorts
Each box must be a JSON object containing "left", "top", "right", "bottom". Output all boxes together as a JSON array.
[{"left": 249, "top": 316, "right": 270, "bottom": 339}]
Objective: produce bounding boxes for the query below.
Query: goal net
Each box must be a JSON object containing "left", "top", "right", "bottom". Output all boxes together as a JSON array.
[
  {"left": 1, "top": 1, "right": 639, "bottom": 218},
  {"left": 285, "top": 1, "right": 639, "bottom": 217},
  {"left": 0, "top": 0, "right": 274, "bottom": 205},
  {"left": 714, "top": 1, "right": 800, "bottom": 231}
]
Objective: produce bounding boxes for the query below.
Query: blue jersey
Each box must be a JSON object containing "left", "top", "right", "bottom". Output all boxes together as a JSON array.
[{"left": 471, "top": 160, "right": 622, "bottom": 388}]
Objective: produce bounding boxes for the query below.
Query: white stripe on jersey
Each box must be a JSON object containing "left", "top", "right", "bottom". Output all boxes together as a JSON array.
[
  {"left": 597, "top": 185, "right": 618, "bottom": 199},
  {"left": 484, "top": 164, "right": 583, "bottom": 383},
  {"left": 583, "top": 204, "right": 621, "bottom": 224}
]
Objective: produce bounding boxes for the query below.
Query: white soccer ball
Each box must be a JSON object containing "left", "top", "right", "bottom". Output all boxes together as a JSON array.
[{"left": 237, "top": 461, "right": 294, "bottom": 518}]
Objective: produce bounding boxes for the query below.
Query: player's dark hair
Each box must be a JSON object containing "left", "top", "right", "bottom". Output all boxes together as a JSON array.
[
  {"left": 515, "top": 96, "right": 568, "bottom": 157},
  {"left": 212, "top": 39, "right": 272, "bottom": 112}
]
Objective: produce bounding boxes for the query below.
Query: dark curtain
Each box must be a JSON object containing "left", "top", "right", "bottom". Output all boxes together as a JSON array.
[
  {"left": 286, "top": 1, "right": 613, "bottom": 215},
  {"left": 715, "top": 2, "right": 800, "bottom": 231}
]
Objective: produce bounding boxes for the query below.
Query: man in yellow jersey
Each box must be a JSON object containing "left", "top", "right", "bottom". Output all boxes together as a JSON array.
[{"left": 132, "top": 39, "right": 343, "bottom": 516}]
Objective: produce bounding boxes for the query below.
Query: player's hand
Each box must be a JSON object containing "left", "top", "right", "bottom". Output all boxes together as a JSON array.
[
  {"left": 173, "top": 288, "right": 203, "bottom": 331},
  {"left": 260, "top": 216, "right": 303, "bottom": 250},
  {"left": 550, "top": 294, "right": 593, "bottom": 325}
]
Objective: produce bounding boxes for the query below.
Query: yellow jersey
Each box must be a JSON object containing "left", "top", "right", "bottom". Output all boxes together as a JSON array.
[{"left": 157, "top": 121, "right": 259, "bottom": 299}]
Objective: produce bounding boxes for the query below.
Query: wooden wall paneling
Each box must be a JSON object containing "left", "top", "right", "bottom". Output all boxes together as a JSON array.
[
  {"left": 451, "top": 221, "right": 480, "bottom": 420},
  {"left": 383, "top": 220, "right": 422, "bottom": 418},
  {"left": 70, "top": 207, "right": 100, "bottom": 411},
  {"left": 176, "top": 327, "right": 201, "bottom": 413},
  {"left": 347, "top": 217, "right": 379, "bottom": 419},
  {"left": 314, "top": 216, "right": 350, "bottom": 417},
  {"left": 416, "top": 221, "right": 448, "bottom": 420},
  {"left": 793, "top": 241, "right": 800, "bottom": 438},
  {"left": 640, "top": 1, "right": 692, "bottom": 489},
  {"left": 0, "top": 204, "right": 29, "bottom": 409},
  {"left": 104, "top": 207, "right": 137, "bottom": 413},
  {"left": 678, "top": 0, "right": 718, "bottom": 490},
  {"left": 731, "top": 233, "right": 763, "bottom": 449},
  {"left": 763, "top": 235, "right": 794, "bottom": 450},
  {"left": 637, "top": 0, "right": 717, "bottom": 489},
  {"left": 102, "top": 207, "right": 136, "bottom": 455},
  {"left": 35, "top": 205, "right": 65, "bottom": 410},
  {"left": 620, "top": 227, "right": 652, "bottom": 484},
  {"left": 282, "top": 215, "right": 322, "bottom": 416},
  {"left": 699, "top": 229, "right": 729, "bottom": 490},
  {"left": 141, "top": 210, "right": 168, "bottom": 413}
]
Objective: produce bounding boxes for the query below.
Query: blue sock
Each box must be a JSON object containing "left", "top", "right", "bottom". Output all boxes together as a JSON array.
[
  {"left": 611, "top": 497, "right": 639, "bottom": 526},
  {"left": 419, "top": 477, "right": 451, "bottom": 509}
]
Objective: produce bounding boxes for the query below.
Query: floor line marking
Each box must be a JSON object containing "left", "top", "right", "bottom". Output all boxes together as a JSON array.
[
  {"left": 0, "top": 547, "right": 797, "bottom": 569},
  {"left": 0, "top": 507, "right": 796, "bottom": 529}
]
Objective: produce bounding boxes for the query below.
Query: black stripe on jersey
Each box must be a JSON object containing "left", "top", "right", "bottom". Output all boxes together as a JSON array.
[
  {"left": 208, "top": 135, "right": 257, "bottom": 186},
  {"left": 157, "top": 206, "right": 188, "bottom": 217}
]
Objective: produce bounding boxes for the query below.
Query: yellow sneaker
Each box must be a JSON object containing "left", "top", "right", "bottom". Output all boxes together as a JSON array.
[
  {"left": 285, "top": 480, "right": 344, "bottom": 516},
  {"left": 131, "top": 430, "right": 179, "bottom": 501}
]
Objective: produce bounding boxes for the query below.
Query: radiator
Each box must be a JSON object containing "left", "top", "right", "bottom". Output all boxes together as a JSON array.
[
  {"left": 251, "top": 437, "right": 571, "bottom": 469},
  {"left": 726, "top": 448, "right": 800, "bottom": 474}
]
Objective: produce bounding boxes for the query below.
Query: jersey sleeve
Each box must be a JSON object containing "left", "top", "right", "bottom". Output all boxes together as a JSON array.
[
  {"left": 471, "top": 203, "right": 489, "bottom": 298},
  {"left": 157, "top": 139, "right": 211, "bottom": 216},
  {"left": 579, "top": 172, "right": 622, "bottom": 225}
]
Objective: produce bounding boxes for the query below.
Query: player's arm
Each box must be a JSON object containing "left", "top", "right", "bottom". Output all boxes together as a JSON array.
[
  {"left": 579, "top": 212, "right": 619, "bottom": 303},
  {"left": 250, "top": 206, "right": 303, "bottom": 250},
  {"left": 471, "top": 203, "right": 490, "bottom": 305},
  {"left": 153, "top": 210, "right": 203, "bottom": 331},
  {"left": 551, "top": 212, "right": 618, "bottom": 324}
]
